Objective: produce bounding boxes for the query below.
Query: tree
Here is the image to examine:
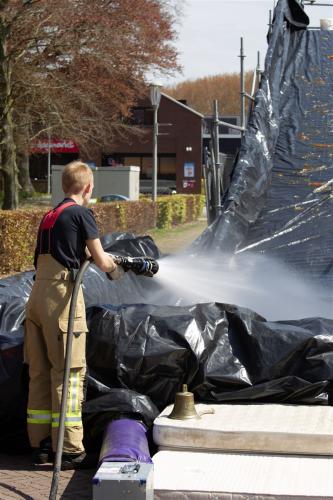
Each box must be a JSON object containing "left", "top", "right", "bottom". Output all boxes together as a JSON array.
[
  {"left": 165, "top": 72, "right": 254, "bottom": 116},
  {"left": 0, "top": 0, "right": 179, "bottom": 209}
]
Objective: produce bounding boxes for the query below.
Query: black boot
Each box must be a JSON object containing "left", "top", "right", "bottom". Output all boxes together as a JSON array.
[
  {"left": 33, "top": 436, "right": 54, "bottom": 465},
  {"left": 61, "top": 452, "right": 97, "bottom": 470}
]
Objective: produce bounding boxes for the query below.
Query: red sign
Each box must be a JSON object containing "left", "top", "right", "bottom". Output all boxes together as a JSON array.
[
  {"left": 182, "top": 179, "right": 196, "bottom": 189},
  {"left": 31, "top": 138, "right": 79, "bottom": 154}
]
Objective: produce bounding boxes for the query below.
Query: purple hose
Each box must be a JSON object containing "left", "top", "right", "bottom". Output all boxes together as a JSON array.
[{"left": 99, "top": 419, "right": 152, "bottom": 465}]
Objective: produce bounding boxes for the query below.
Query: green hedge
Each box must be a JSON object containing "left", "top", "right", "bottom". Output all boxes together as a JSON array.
[
  {"left": 156, "top": 194, "right": 205, "bottom": 229},
  {"left": 0, "top": 195, "right": 204, "bottom": 274},
  {"left": 93, "top": 199, "right": 156, "bottom": 235}
]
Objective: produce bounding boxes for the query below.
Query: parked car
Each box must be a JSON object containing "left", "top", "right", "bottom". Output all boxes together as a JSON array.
[
  {"left": 139, "top": 186, "right": 177, "bottom": 195},
  {"left": 100, "top": 194, "right": 130, "bottom": 202}
]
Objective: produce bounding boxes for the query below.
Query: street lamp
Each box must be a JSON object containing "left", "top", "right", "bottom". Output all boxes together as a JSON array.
[
  {"left": 149, "top": 82, "right": 162, "bottom": 201},
  {"left": 47, "top": 126, "right": 51, "bottom": 195},
  {"left": 47, "top": 112, "right": 58, "bottom": 195}
]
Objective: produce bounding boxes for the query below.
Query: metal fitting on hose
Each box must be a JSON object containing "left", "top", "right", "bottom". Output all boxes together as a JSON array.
[{"left": 113, "top": 255, "right": 159, "bottom": 277}]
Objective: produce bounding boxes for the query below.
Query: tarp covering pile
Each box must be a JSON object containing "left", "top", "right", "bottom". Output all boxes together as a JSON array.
[
  {"left": 192, "top": 0, "right": 333, "bottom": 289},
  {"left": 1, "top": 233, "right": 333, "bottom": 452},
  {"left": 1, "top": 0, "right": 333, "bottom": 453},
  {"left": 86, "top": 303, "right": 333, "bottom": 408}
]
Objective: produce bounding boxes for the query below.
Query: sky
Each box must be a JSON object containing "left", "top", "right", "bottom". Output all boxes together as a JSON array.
[{"left": 164, "top": 0, "right": 333, "bottom": 86}]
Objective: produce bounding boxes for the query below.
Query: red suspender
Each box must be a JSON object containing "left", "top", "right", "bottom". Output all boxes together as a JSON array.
[{"left": 39, "top": 201, "right": 77, "bottom": 253}]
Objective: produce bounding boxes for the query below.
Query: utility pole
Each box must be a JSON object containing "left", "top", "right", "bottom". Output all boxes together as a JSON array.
[
  {"left": 268, "top": 10, "right": 273, "bottom": 36},
  {"left": 239, "top": 37, "right": 246, "bottom": 137},
  {"left": 213, "top": 100, "right": 222, "bottom": 215},
  {"left": 47, "top": 125, "right": 51, "bottom": 195},
  {"left": 149, "top": 82, "right": 162, "bottom": 202}
]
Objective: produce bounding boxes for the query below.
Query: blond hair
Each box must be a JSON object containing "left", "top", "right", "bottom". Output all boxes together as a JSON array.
[{"left": 62, "top": 161, "right": 93, "bottom": 194}]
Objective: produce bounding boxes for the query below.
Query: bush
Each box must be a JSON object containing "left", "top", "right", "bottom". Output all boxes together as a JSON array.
[
  {"left": 0, "top": 195, "right": 204, "bottom": 274},
  {"left": 93, "top": 199, "right": 156, "bottom": 235},
  {"left": 0, "top": 209, "right": 44, "bottom": 273},
  {"left": 156, "top": 194, "right": 205, "bottom": 229}
]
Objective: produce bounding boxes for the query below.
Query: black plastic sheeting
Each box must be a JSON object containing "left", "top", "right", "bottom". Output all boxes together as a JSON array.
[
  {"left": 86, "top": 303, "right": 333, "bottom": 408},
  {"left": 191, "top": 0, "right": 333, "bottom": 288},
  {"left": 1, "top": 232, "right": 333, "bottom": 452}
]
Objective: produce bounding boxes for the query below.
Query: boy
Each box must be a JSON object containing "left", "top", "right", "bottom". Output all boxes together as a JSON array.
[{"left": 24, "top": 161, "right": 122, "bottom": 469}]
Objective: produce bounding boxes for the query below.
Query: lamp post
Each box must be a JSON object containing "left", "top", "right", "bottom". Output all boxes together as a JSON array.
[
  {"left": 47, "top": 112, "right": 58, "bottom": 195},
  {"left": 47, "top": 125, "right": 51, "bottom": 195},
  {"left": 149, "top": 82, "right": 162, "bottom": 202}
]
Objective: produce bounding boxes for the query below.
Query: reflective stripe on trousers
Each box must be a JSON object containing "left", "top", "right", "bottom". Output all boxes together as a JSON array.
[
  {"left": 69, "top": 370, "right": 80, "bottom": 414},
  {"left": 51, "top": 371, "right": 82, "bottom": 428},
  {"left": 27, "top": 409, "right": 52, "bottom": 425},
  {"left": 27, "top": 371, "right": 82, "bottom": 428},
  {"left": 51, "top": 413, "right": 82, "bottom": 427}
]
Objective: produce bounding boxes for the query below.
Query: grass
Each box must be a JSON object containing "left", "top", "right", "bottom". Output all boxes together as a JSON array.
[
  {"left": 147, "top": 219, "right": 207, "bottom": 254},
  {"left": 19, "top": 192, "right": 52, "bottom": 208}
]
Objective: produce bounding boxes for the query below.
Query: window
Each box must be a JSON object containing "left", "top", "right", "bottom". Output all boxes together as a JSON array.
[
  {"left": 131, "top": 107, "right": 154, "bottom": 126},
  {"left": 159, "top": 157, "right": 176, "bottom": 180},
  {"left": 132, "top": 109, "right": 144, "bottom": 125},
  {"left": 124, "top": 156, "right": 141, "bottom": 167},
  {"left": 144, "top": 108, "right": 154, "bottom": 125},
  {"left": 141, "top": 157, "right": 153, "bottom": 178}
]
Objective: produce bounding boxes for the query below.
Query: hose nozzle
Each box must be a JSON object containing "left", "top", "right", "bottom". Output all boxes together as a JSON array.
[{"left": 114, "top": 255, "right": 159, "bottom": 277}]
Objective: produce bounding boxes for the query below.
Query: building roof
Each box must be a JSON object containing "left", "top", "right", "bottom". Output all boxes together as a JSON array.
[{"left": 161, "top": 92, "right": 204, "bottom": 119}]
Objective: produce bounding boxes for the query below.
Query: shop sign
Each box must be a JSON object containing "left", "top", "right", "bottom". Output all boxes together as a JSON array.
[
  {"left": 31, "top": 138, "right": 79, "bottom": 154},
  {"left": 184, "top": 162, "right": 195, "bottom": 178},
  {"left": 183, "top": 179, "right": 196, "bottom": 189}
]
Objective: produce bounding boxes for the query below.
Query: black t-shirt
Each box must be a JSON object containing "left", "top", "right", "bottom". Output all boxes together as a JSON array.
[{"left": 34, "top": 198, "right": 99, "bottom": 270}]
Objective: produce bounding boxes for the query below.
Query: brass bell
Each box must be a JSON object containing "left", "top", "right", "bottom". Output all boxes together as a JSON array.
[{"left": 168, "top": 384, "right": 200, "bottom": 420}]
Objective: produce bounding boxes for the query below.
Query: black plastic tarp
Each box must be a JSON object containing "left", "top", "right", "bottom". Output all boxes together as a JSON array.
[
  {"left": 86, "top": 303, "right": 333, "bottom": 409},
  {"left": 1, "top": 235, "right": 333, "bottom": 451},
  {"left": 191, "top": 0, "right": 333, "bottom": 287}
]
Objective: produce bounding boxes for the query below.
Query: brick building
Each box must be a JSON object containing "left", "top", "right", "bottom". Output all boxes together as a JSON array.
[
  {"left": 102, "top": 93, "right": 204, "bottom": 194},
  {"left": 29, "top": 93, "right": 204, "bottom": 195}
]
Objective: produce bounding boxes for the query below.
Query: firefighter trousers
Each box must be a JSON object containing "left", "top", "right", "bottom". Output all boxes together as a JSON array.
[{"left": 24, "top": 254, "right": 87, "bottom": 454}]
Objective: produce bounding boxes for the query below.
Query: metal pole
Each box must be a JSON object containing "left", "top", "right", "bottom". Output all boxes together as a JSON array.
[
  {"left": 239, "top": 37, "right": 246, "bottom": 136},
  {"left": 209, "top": 139, "right": 216, "bottom": 223},
  {"left": 251, "top": 51, "right": 261, "bottom": 97},
  {"left": 250, "top": 69, "right": 257, "bottom": 98},
  {"left": 203, "top": 147, "right": 211, "bottom": 225},
  {"left": 213, "top": 100, "right": 219, "bottom": 172},
  {"left": 257, "top": 51, "right": 261, "bottom": 73},
  {"left": 152, "top": 105, "right": 158, "bottom": 202},
  {"left": 47, "top": 126, "right": 51, "bottom": 195},
  {"left": 213, "top": 100, "right": 222, "bottom": 215},
  {"left": 268, "top": 10, "right": 273, "bottom": 35},
  {"left": 304, "top": 2, "right": 333, "bottom": 5},
  {"left": 217, "top": 120, "right": 245, "bottom": 133}
]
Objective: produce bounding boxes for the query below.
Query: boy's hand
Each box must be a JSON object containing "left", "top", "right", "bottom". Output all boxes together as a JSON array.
[{"left": 107, "top": 265, "right": 125, "bottom": 281}]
